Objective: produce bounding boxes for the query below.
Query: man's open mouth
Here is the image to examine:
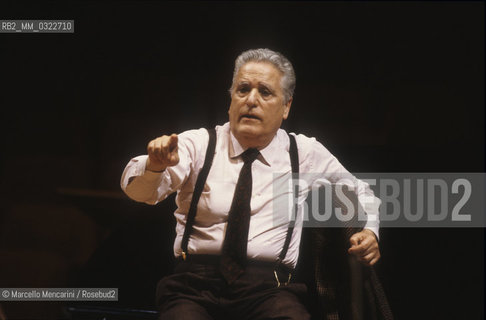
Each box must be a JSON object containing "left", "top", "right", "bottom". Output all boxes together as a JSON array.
[{"left": 240, "top": 114, "right": 261, "bottom": 121}]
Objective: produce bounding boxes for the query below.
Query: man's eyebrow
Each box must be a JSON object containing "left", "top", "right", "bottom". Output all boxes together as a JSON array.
[
  {"left": 258, "top": 82, "right": 275, "bottom": 91},
  {"left": 235, "top": 80, "right": 275, "bottom": 91}
]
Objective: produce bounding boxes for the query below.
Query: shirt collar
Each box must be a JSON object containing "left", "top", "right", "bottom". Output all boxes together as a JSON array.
[{"left": 229, "top": 128, "right": 281, "bottom": 167}]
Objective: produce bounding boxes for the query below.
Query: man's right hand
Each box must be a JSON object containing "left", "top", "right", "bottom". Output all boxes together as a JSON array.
[{"left": 146, "top": 134, "right": 179, "bottom": 172}]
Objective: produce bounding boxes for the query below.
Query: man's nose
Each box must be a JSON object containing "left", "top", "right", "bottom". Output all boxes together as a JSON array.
[{"left": 246, "top": 88, "right": 259, "bottom": 107}]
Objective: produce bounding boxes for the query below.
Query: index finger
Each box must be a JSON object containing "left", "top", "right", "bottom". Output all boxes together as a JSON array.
[
  {"left": 348, "top": 236, "right": 373, "bottom": 253},
  {"left": 348, "top": 243, "right": 366, "bottom": 255},
  {"left": 168, "top": 134, "right": 178, "bottom": 149}
]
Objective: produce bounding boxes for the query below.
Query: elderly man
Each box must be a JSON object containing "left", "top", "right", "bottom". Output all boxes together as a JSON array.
[{"left": 121, "top": 48, "right": 381, "bottom": 320}]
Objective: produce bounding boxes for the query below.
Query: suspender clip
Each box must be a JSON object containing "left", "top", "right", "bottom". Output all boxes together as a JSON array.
[
  {"left": 181, "top": 251, "right": 187, "bottom": 261},
  {"left": 274, "top": 269, "right": 292, "bottom": 287}
]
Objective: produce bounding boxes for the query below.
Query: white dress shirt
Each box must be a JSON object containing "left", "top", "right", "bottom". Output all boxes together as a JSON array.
[{"left": 120, "top": 122, "right": 380, "bottom": 268}]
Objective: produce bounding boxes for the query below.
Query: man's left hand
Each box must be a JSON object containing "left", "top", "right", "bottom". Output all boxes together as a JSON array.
[{"left": 348, "top": 229, "right": 380, "bottom": 266}]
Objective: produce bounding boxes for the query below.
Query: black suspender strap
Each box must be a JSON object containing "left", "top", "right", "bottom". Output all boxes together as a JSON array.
[
  {"left": 276, "top": 133, "right": 299, "bottom": 265},
  {"left": 180, "top": 128, "right": 216, "bottom": 260}
]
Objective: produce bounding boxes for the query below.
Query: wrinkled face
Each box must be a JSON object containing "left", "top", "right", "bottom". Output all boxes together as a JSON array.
[{"left": 228, "top": 61, "right": 292, "bottom": 149}]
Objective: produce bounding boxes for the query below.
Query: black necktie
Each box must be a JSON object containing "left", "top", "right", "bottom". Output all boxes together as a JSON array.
[{"left": 220, "top": 148, "right": 260, "bottom": 283}]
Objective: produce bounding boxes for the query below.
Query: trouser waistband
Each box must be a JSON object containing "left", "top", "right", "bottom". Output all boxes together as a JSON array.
[{"left": 174, "top": 254, "right": 294, "bottom": 285}]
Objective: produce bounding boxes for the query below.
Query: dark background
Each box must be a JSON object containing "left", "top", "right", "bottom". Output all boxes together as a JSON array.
[{"left": 0, "top": 1, "right": 484, "bottom": 319}]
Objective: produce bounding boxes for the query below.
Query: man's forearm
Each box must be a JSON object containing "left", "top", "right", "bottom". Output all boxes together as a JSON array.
[{"left": 121, "top": 155, "right": 169, "bottom": 204}]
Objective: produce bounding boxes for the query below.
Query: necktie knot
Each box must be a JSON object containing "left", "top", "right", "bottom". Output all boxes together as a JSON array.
[{"left": 241, "top": 148, "right": 260, "bottom": 164}]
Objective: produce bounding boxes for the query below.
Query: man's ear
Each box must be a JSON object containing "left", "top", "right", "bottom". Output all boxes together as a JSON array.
[{"left": 282, "top": 97, "right": 293, "bottom": 120}]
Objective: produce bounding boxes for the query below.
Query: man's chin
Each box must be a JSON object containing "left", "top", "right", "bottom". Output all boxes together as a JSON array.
[
  {"left": 232, "top": 123, "right": 264, "bottom": 142},
  {"left": 235, "top": 123, "right": 261, "bottom": 136}
]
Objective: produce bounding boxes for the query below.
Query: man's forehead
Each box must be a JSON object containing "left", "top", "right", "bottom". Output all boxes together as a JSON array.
[{"left": 236, "top": 61, "right": 282, "bottom": 83}]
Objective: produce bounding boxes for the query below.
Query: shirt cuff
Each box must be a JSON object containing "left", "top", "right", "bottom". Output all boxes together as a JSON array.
[
  {"left": 141, "top": 169, "right": 166, "bottom": 181},
  {"left": 124, "top": 155, "right": 166, "bottom": 186},
  {"left": 363, "top": 224, "right": 379, "bottom": 241}
]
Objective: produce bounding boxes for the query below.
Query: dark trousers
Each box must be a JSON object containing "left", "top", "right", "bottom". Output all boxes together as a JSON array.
[{"left": 156, "top": 255, "right": 311, "bottom": 320}]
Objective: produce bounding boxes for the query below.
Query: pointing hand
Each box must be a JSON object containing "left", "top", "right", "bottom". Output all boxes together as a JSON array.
[{"left": 146, "top": 134, "right": 179, "bottom": 172}]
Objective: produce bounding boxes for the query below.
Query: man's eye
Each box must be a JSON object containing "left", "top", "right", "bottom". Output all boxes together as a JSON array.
[
  {"left": 237, "top": 86, "right": 250, "bottom": 93},
  {"left": 260, "top": 89, "right": 271, "bottom": 97}
]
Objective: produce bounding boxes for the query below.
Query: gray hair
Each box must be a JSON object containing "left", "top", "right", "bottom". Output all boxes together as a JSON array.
[{"left": 229, "top": 48, "right": 296, "bottom": 104}]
